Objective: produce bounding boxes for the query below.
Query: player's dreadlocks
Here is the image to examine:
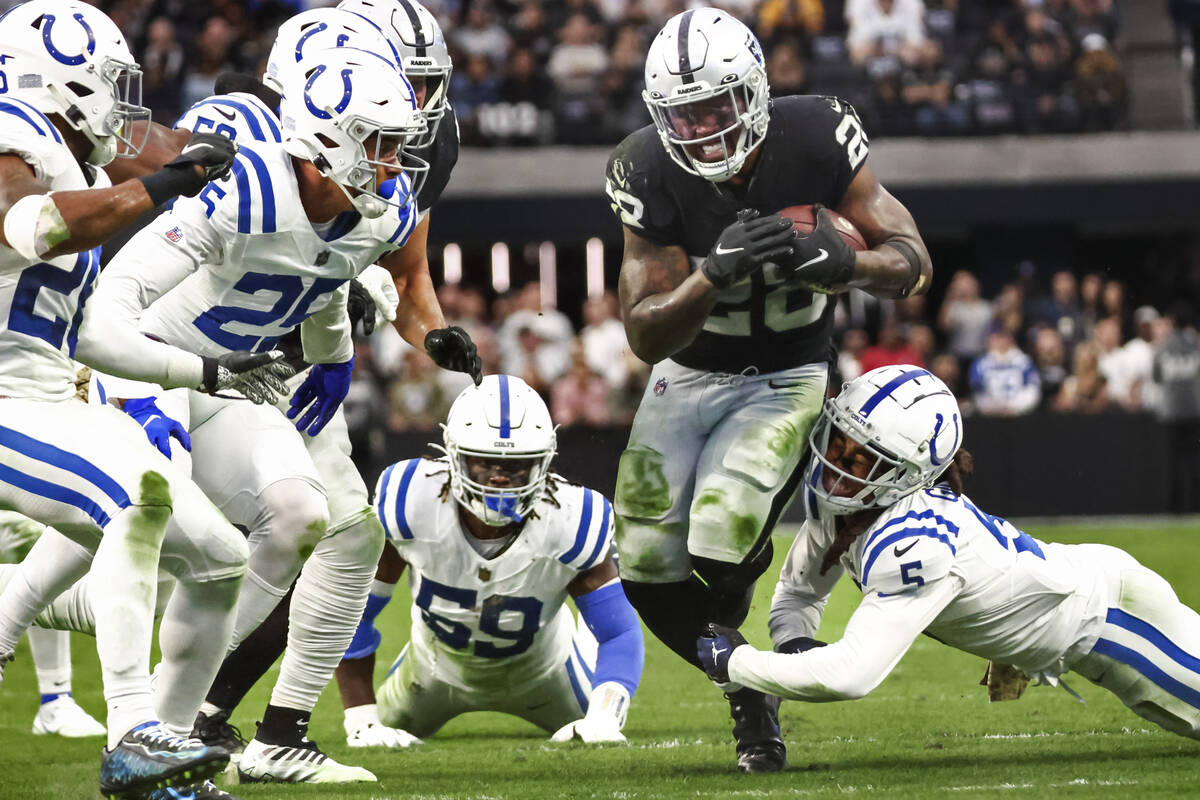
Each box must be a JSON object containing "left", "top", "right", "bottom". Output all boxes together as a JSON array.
[{"left": 819, "top": 448, "right": 974, "bottom": 575}]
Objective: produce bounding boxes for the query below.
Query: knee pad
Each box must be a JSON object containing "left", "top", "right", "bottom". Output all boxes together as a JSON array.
[{"left": 262, "top": 481, "right": 330, "bottom": 559}]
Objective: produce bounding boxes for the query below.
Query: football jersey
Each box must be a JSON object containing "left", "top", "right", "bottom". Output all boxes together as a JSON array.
[
  {"left": 375, "top": 457, "right": 614, "bottom": 692},
  {"left": 174, "top": 92, "right": 283, "bottom": 144},
  {"left": 0, "top": 97, "right": 106, "bottom": 401},
  {"left": 790, "top": 485, "right": 1106, "bottom": 677},
  {"left": 604, "top": 95, "right": 868, "bottom": 374},
  {"left": 117, "top": 140, "right": 417, "bottom": 358}
]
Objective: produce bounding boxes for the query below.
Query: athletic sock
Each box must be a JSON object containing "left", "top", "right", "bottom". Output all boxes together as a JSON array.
[
  {"left": 255, "top": 704, "right": 311, "bottom": 747},
  {"left": 205, "top": 585, "right": 292, "bottom": 713},
  {"left": 29, "top": 627, "right": 71, "bottom": 697}
]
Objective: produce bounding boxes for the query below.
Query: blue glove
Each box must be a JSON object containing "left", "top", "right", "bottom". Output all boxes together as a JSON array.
[
  {"left": 697, "top": 623, "right": 748, "bottom": 684},
  {"left": 123, "top": 397, "right": 191, "bottom": 459},
  {"left": 287, "top": 356, "right": 354, "bottom": 436}
]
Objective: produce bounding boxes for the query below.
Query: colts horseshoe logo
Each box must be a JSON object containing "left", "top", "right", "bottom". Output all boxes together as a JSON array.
[
  {"left": 304, "top": 64, "right": 354, "bottom": 120},
  {"left": 928, "top": 412, "right": 960, "bottom": 467},
  {"left": 41, "top": 13, "right": 96, "bottom": 67}
]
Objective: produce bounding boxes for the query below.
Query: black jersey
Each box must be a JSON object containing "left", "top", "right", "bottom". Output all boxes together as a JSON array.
[
  {"left": 279, "top": 105, "right": 460, "bottom": 367},
  {"left": 605, "top": 95, "right": 869, "bottom": 374}
]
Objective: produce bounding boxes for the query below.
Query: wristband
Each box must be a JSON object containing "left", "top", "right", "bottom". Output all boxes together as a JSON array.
[
  {"left": 139, "top": 165, "right": 203, "bottom": 208},
  {"left": 3, "top": 192, "right": 68, "bottom": 260},
  {"left": 883, "top": 239, "right": 923, "bottom": 297}
]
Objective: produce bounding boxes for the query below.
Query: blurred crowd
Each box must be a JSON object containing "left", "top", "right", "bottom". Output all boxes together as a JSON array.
[{"left": 78, "top": 0, "right": 1127, "bottom": 144}]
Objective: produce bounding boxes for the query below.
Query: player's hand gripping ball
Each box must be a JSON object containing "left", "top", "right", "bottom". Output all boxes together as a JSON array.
[
  {"left": 780, "top": 204, "right": 867, "bottom": 293},
  {"left": 702, "top": 209, "right": 796, "bottom": 290}
]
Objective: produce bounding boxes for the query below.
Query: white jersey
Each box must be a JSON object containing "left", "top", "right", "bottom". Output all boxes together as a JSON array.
[
  {"left": 0, "top": 98, "right": 107, "bottom": 401},
  {"left": 375, "top": 457, "right": 614, "bottom": 693},
  {"left": 174, "top": 92, "right": 282, "bottom": 144},
  {"left": 731, "top": 486, "right": 1109, "bottom": 701},
  {"left": 96, "top": 139, "right": 418, "bottom": 361}
]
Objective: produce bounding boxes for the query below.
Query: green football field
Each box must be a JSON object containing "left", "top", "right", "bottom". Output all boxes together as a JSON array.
[{"left": 2, "top": 521, "right": 1199, "bottom": 799}]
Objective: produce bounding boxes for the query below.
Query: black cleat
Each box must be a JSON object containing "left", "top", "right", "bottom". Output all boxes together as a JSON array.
[
  {"left": 191, "top": 709, "right": 247, "bottom": 758},
  {"left": 727, "top": 688, "right": 787, "bottom": 773}
]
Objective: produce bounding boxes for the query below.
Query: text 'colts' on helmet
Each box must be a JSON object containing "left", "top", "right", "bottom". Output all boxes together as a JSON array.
[{"left": 642, "top": 8, "right": 769, "bottom": 183}]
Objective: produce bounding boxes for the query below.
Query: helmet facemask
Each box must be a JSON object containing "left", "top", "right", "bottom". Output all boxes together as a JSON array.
[
  {"left": 803, "top": 399, "right": 938, "bottom": 515},
  {"left": 68, "top": 55, "right": 150, "bottom": 164},
  {"left": 317, "top": 120, "right": 429, "bottom": 218},
  {"left": 441, "top": 440, "right": 555, "bottom": 527},
  {"left": 402, "top": 61, "right": 451, "bottom": 149},
  {"left": 644, "top": 66, "right": 768, "bottom": 182}
]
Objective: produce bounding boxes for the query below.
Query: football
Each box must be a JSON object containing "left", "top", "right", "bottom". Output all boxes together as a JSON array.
[{"left": 779, "top": 205, "right": 869, "bottom": 252}]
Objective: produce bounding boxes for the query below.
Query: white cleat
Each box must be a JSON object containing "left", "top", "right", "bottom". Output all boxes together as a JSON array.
[
  {"left": 237, "top": 737, "right": 377, "bottom": 784},
  {"left": 32, "top": 694, "right": 107, "bottom": 737}
]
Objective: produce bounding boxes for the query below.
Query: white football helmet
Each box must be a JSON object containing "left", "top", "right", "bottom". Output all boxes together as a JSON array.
[
  {"left": 337, "top": 0, "right": 453, "bottom": 149},
  {"left": 440, "top": 375, "right": 557, "bottom": 527},
  {"left": 0, "top": 0, "right": 150, "bottom": 165},
  {"left": 804, "top": 365, "right": 963, "bottom": 515},
  {"left": 264, "top": 7, "right": 400, "bottom": 95},
  {"left": 279, "top": 46, "right": 427, "bottom": 218},
  {"left": 642, "top": 9, "right": 769, "bottom": 182}
]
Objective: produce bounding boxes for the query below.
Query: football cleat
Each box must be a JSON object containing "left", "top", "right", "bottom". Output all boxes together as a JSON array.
[
  {"left": 726, "top": 688, "right": 787, "bottom": 773},
  {"left": 33, "top": 694, "right": 107, "bottom": 737},
  {"left": 191, "top": 709, "right": 247, "bottom": 760},
  {"left": 142, "top": 780, "right": 242, "bottom": 800},
  {"left": 99, "top": 721, "right": 229, "bottom": 798},
  {"left": 237, "top": 737, "right": 377, "bottom": 784}
]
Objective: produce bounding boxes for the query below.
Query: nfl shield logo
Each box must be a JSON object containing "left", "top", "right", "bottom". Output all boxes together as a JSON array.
[
  {"left": 164, "top": 226, "right": 183, "bottom": 243},
  {"left": 654, "top": 378, "right": 668, "bottom": 396}
]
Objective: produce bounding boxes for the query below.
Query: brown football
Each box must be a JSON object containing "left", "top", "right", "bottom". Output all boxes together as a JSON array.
[{"left": 779, "top": 205, "right": 868, "bottom": 252}]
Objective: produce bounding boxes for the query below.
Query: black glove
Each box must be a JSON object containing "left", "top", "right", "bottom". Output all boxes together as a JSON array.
[
  {"left": 696, "top": 622, "right": 749, "bottom": 684},
  {"left": 200, "top": 350, "right": 295, "bottom": 404},
  {"left": 425, "top": 326, "right": 483, "bottom": 386},
  {"left": 702, "top": 209, "right": 796, "bottom": 290},
  {"left": 347, "top": 279, "right": 379, "bottom": 336},
  {"left": 140, "top": 132, "right": 239, "bottom": 206},
  {"left": 786, "top": 204, "right": 856, "bottom": 292},
  {"left": 775, "top": 636, "right": 827, "bottom": 655}
]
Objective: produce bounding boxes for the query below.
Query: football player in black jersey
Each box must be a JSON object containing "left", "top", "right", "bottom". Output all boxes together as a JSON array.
[
  {"left": 604, "top": 8, "right": 932, "bottom": 773},
  {"left": 189, "top": 0, "right": 477, "bottom": 774}
]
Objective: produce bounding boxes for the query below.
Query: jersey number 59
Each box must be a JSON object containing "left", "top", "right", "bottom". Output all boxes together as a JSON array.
[{"left": 416, "top": 576, "right": 544, "bottom": 658}]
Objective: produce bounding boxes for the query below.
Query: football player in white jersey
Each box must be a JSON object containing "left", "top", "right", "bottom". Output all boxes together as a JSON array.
[
  {"left": 361, "top": 376, "right": 643, "bottom": 742},
  {"left": 698, "top": 365, "right": 1200, "bottom": 744},
  {"left": 177, "top": 3, "right": 478, "bottom": 769},
  {"left": 0, "top": 2, "right": 296, "bottom": 796},
  {"left": 91, "top": 39, "right": 476, "bottom": 783}
]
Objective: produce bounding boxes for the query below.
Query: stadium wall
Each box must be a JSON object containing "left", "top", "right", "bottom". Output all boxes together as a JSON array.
[{"left": 377, "top": 411, "right": 1167, "bottom": 520}]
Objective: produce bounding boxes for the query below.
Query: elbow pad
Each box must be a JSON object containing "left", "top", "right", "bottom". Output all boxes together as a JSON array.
[{"left": 4, "top": 193, "right": 69, "bottom": 260}]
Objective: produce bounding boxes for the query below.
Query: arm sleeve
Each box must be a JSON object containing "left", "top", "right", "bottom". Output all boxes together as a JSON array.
[
  {"left": 729, "top": 575, "right": 961, "bottom": 702},
  {"left": 299, "top": 282, "right": 353, "bottom": 365},
  {"left": 74, "top": 210, "right": 223, "bottom": 389},
  {"left": 574, "top": 578, "right": 644, "bottom": 697},
  {"left": 768, "top": 523, "right": 844, "bottom": 647}
]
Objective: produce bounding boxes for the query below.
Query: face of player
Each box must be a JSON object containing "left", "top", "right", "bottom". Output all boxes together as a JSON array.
[
  {"left": 407, "top": 75, "right": 429, "bottom": 110},
  {"left": 464, "top": 455, "right": 537, "bottom": 489},
  {"left": 822, "top": 427, "right": 878, "bottom": 498},
  {"left": 666, "top": 92, "right": 745, "bottom": 163}
]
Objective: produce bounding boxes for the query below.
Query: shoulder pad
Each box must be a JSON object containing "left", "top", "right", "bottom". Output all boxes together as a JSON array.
[
  {"left": 0, "top": 97, "right": 71, "bottom": 183},
  {"left": 174, "top": 93, "right": 282, "bottom": 143},
  {"left": 605, "top": 126, "right": 677, "bottom": 240},
  {"left": 374, "top": 457, "right": 445, "bottom": 542},
  {"left": 556, "top": 485, "right": 614, "bottom": 572},
  {"left": 858, "top": 508, "right": 958, "bottom": 596}
]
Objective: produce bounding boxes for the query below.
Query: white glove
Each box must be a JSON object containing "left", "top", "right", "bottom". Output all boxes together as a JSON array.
[
  {"left": 550, "top": 682, "right": 630, "bottom": 744},
  {"left": 344, "top": 704, "right": 422, "bottom": 749},
  {"left": 356, "top": 264, "right": 399, "bottom": 329}
]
